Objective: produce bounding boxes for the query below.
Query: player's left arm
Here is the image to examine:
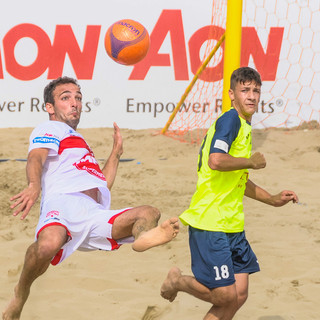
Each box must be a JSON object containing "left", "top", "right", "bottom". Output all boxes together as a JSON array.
[
  {"left": 245, "top": 179, "right": 299, "bottom": 207},
  {"left": 101, "top": 122, "right": 123, "bottom": 190}
]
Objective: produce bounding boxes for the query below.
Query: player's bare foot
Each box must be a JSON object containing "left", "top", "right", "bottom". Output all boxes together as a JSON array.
[
  {"left": 2, "top": 287, "right": 27, "bottom": 320},
  {"left": 160, "top": 267, "right": 181, "bottom": 302},
  {"left": 132, "top": 217, "right": 179, "bottom": 252}
]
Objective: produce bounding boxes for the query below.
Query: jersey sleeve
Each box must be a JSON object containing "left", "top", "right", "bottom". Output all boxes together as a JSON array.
[
  {"left": 28, "top": 121, "right": 64, "bottom": 156},
  {"left": 210, "top": 110, "right": 241, "bottom": 154}
]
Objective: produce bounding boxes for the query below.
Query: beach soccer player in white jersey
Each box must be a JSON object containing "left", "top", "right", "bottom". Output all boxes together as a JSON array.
[{"left": 3, "top": 76, "right": 179, "bottom": 320}]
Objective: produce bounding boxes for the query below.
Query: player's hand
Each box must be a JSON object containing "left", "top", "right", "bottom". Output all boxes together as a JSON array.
[
  {"left": 112, "top": 122, "right": 123, "bottom": 159},
  {"left": 270, "top": 190, "right": 298, "bottom": 207},
  {"left": 10, "top": 183, "right": 40, "bottom": 219},
  {"left": 249, "top": 152, "right": 266, "bottom": 169}
]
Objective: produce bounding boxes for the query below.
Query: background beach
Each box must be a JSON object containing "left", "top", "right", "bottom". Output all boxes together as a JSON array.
[{"left": 0, "top": 126, "right": 319, "bottom": 320}]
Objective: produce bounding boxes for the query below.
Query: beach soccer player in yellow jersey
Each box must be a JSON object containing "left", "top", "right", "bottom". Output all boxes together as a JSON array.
[
  {"left": 3, "top": 76, "right": 179, "bottom": 320},
  {"left": 160, "top": 67, "right": 299, "bottom": 320}
]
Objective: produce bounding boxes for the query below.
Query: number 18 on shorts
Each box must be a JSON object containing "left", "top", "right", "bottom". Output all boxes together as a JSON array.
[{"left": 188, "top": 227, "right": 260, "bottom": 289}]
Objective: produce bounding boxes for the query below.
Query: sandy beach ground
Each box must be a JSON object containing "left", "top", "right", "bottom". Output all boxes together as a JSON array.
[{"left": 0, "top": 126, "right": 319, "bottom": 320}]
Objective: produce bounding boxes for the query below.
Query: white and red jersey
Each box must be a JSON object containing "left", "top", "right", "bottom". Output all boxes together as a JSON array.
[{"left": 28, "top": 120, "right": 110, "bottom": 208}]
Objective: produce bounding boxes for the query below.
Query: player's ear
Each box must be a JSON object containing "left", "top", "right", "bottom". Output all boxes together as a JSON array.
[
  {"left": 228, "top": 89, "right": 234, "bottom": 101},
  {"left": 46, "top": 103, "right": 54, "bottom": 115}
]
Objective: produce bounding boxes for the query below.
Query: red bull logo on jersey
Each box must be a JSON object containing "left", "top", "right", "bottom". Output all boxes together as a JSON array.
[{"left": 74, "top": 152, "right": 106, "bottom": 181}]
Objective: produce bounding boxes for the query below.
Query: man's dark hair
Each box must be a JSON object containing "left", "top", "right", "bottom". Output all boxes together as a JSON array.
[
  {"left": 230, "top": 67, "right": 262, "bottom": 90},
  {"left": 44, "top": 76, "right": 80, "bottom": 105}
]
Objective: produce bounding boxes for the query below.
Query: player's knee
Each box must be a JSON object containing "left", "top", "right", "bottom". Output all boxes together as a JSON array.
[
  {"left": 237, "top": 290, "right": 248, "bottom": 309},
  {"left": 140, "top": 205, "right": 161, "bottom": 222},
  {"left": 30, "top": 241, "right": 59, "bottom": 262},
  {"left": 149, "top": 206, "right": 161, "bottom": 221},
  {"left": 209, "top": 286, "right": 238, "bottom": 309},
  {"left": 36, "top": 233, "right": 66, "bottom": 261}
]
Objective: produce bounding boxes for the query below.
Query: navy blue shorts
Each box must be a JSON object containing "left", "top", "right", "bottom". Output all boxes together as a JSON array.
[{"left": 189, "top": 226, "right": 260, "bottom": 289}]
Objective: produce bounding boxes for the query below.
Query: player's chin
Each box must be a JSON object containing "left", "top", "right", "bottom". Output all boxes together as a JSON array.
[
  {"left": 247, "top": 106, "right": 257, "bottom": 115},
  {"left": 67, "top": 118, "right": 80, "bottom": 128}
]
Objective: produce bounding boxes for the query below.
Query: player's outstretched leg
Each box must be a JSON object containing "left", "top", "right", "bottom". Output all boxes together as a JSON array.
[
  {"left": 2, "top": 243, "right": 51, "bottom": 320},
  {"left": 112, "top": 205, "right": 179, "bottom": 252},
  {"left": 132, "top": 217, "right": 179, "bottom": 252},
  {"left": 3, "top": 226, "right": 68, "bottom": 320}
]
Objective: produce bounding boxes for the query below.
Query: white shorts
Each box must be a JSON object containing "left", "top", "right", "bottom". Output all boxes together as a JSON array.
[{"left": 35, "top": 192, "right": 134, "bottom": 265}]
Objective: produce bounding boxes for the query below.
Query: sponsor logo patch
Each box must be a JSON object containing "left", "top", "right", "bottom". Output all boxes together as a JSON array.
[
  {"left": 46, "top": 210, "right": 60, "bottom": 218},
  {"left": 33, "top": 136, "right": 60, "bottom": 146},
  {"left": 44, "top": 210, "right": 61, "bottom": 223}
]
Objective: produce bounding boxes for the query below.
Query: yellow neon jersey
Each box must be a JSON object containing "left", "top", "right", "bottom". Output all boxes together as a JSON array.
[{"left": 180, "top": 109, "right": 252, "bottom": 232}]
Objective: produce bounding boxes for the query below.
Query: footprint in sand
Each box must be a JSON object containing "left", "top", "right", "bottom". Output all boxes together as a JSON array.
[
  {"left": 141, "top": 305, "right": 169, "bottom": 320},
  {"left": 8, "top": 264, "right": 23, "bottom": 277},
  {"left": 1, "top": 232, "right": 15, "bottom": 241}
]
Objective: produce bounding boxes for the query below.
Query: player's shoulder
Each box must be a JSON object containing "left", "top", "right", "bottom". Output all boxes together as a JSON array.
[
  {"left": 32, "top": 121, "right": 76, "bottom": 140},
  {"left": 220, "top": 108, "right": 240, "bottom": 122},
  {"left": 35, "top": 120, "right": 74, "bottom": 132},
  {"left": 216, "top": 108, "right": 241, "bottom": 129}
]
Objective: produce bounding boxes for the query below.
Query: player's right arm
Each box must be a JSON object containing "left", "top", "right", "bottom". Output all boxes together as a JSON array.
[
  {"left": 209, "top": 151, "right": 266, "bottom": 171},
  {"left": 10, "top": 148, "right": 49, "bottom": 220},
  {"left": 207, "top": 110, "right": 266, "bottom": 172}
]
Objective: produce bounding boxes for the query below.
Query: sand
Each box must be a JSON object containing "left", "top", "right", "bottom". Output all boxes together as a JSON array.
[{"left": 0, "top": 126, "right": 319, "bottom": 320}]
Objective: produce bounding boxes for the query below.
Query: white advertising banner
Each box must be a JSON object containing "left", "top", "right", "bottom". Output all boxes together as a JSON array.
[{"left": 1, "top": 0, "right": 319, "bottom": 129}]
